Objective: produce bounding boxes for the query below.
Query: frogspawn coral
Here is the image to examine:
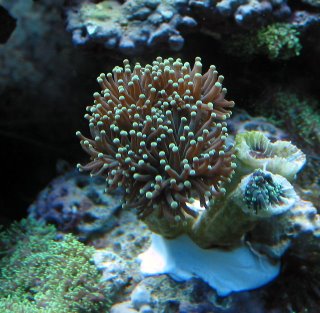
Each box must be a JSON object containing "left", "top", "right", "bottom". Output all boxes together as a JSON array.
[{"left": 77, "top": 57, "right": 235, "bottom": 227}]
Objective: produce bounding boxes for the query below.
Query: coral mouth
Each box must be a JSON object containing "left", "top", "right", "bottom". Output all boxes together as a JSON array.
[{"left": 249, "top": 149, "right": 269, "bottom": 159}]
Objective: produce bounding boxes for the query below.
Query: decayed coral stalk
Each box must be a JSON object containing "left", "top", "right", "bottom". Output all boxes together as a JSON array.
[
  {"left": 77, "top": 57, "right": 235, "bottom": 238},
  {"left": 190, "top": 169, "right": 297, "bottom": 248}
]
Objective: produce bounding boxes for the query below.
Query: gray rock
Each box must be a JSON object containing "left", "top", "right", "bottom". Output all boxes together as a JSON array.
[
  {"left": 28, "top": 170, "right": 123, "bottom": 241},
  {"left": 111, "top": 302, "right": 138, "bottom": 313},
  {"left": 131, "top": 285, "right": 152, "bottom": 309}
]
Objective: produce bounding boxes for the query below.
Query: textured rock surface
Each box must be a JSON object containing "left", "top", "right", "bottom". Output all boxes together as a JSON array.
[
  {"left": 66, "top": 0, "right": 197, "bottom": 55},
  {"left": 248, "top": 198, "right": 320, "bottom": 259},
  {"left": 29, "top": 170, "right": 123, "bottom": 241},
  {"left": 65, "top": 0, "right": 320, "bottom": 54},
  {"left": 228, "top": 112, "right": 289, "bottom": 142},
  {"left": 302, "top": 0, "right": 320, "bottom": 8},
  {"left": 0, "top": 0, "right": 75, "bottom": 93}
]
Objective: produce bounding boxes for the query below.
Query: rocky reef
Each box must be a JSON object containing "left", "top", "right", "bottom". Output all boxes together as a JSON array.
[
  {"left": 1, "top": 51, "right": 318, "bottom": 311},
  {"left": 0, "top": 0, "right": 319, "bottom": 312},
  {"left": 65, "top": 0, "right": 320, "bottom": 55},
  {"left": 62, "top": 57, "right": 319, "bottom": 312},
  {"left": 66, "top": 0, "right": 197, "bottom": 55}
]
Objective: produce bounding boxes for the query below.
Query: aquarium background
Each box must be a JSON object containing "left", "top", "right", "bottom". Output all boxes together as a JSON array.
[{"left": 0, "top": 0, "right": 319, "bottom": 312}]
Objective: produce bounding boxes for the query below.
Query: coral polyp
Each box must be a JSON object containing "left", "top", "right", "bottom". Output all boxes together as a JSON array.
[
  {"left": 244, "top": 169, "right": 286, "bottom": 214},
  {"left": 235, "top": 131, "right": 306, "bottom": 180},
  {"left": 77, "top": 57, "right": 235, "bottom": 222}
]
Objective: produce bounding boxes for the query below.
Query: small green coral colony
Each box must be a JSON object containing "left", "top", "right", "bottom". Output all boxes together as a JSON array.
[
  {"left": 257, "top": 23, "right": 302, "bottom": 60},
  {"left": 78, "top": 57, "right": 316, "bottom": 254},
  {"left": 243, "top": 170, "right": 289, "bottom": 215},
  {"left": 224, "top": 23, "right": 302, "bottom": 60},
  {"left": 0, "top": 219, "right": 110, "bottom": 313}
]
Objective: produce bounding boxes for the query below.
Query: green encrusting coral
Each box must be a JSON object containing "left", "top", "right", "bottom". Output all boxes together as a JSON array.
[
  {"left": 223, "top": 23, "right": 302, "bottom": 60},
  {"left": 258, "top": 91, "right": 320, "bottom": 151},
  {"left": 0, "top": 219, "right": 111, "bottom": 313},
  {"left": 256, "top": 23, "right": 302, "bottom": 60}
]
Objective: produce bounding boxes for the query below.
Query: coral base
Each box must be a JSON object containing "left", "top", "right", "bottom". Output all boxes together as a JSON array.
[{"left": 139, "top": 234, "right": 280, "bottom": 296}]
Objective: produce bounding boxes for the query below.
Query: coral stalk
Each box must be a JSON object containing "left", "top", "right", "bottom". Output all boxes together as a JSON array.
[{"left": 190, "top": 169, "right": 297, "bottom": 248}]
